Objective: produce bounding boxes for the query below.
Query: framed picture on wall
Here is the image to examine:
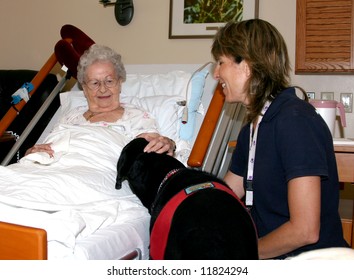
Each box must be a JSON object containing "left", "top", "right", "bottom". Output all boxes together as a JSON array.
[{"left": 169, "top": 0, "right": 259, "bottom": 39}]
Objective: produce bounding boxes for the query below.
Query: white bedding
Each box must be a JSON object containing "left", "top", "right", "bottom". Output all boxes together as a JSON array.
[{"left": 0, "top": 123, "right": 150, "bottom": 259}]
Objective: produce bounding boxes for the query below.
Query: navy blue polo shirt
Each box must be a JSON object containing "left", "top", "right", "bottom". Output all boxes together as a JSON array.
[{"left": 230, "top": 87, "right": 348, "bottom": 258}]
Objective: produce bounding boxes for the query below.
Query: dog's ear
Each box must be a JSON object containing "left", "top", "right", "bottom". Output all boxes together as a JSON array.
[{"left": 115, "top": 138, "right": 149, "bottom": 189}]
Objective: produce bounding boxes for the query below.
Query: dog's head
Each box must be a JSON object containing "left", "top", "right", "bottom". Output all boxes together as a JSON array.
[
  {"left": 116, "top": 137, "right": 149, "bottom": 190},
  {"left": 116, "top": 137, "right": 185, "bottom": 209}
]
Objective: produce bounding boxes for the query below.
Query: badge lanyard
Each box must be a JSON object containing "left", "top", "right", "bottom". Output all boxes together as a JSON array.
[{"left": 245, "top": 101, "right": 271, "bottom": 208}]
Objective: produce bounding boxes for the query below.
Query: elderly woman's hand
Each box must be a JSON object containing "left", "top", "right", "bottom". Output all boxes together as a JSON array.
[
  {"left": 138, "top": 133, "right": 176, "bottom": 156},
  {"left": 25, "top": 143, "right": 55, "bottom": 158}
]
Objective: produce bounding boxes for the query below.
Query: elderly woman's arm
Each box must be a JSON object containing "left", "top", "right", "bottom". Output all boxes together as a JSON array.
[
  {"left": 25, "top": 133, "right": 176, "bottom": 158},
  {"left": 25, "top": 143, "right": 54, "bottom": 157},
  {"left": 138, "top": 133, "right": 176, "bottom": 156}
]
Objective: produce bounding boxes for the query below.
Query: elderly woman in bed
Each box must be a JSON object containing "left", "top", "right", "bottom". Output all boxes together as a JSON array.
[{"left": 26, "top": 44, "right": 176, "bottom": 157}]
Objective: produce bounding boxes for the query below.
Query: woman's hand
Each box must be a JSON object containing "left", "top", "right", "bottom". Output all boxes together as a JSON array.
[
  {"left": 138, "top": 133, "right": 176, "bottom": 156},
  {"left": 25, "top": 143, "right": 54, "bottom": 158}
]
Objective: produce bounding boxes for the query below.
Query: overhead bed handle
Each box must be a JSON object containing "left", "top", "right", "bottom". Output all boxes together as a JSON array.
[{"left": 0, "top": 24, "right": 95, "bottom": 138}]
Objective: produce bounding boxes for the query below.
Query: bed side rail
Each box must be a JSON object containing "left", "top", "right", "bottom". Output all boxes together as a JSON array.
[
  {"left": 187, "top": 83, "right": 225, "bottom": 168},
  {"left": 119, "top": 248, "right": 142, "bottom": 260},
  {"left": 0, "top": 221, "right": 47, "bottom": 260},
  {"left": 187, "top": 83, "right": 246, "bottom": 178}
]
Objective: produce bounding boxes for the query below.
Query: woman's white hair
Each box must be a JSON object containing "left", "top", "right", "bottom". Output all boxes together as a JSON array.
[{"left": 77, "top": 44, "right": 126, "bottom": 85}]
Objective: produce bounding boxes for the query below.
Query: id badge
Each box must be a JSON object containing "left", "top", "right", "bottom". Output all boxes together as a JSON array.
[
  {"left": 245, "top": 190, "right": 253, "bottom": 207},
  {"left": 245, "top": 180, "right": 253, "bottom": 207}
]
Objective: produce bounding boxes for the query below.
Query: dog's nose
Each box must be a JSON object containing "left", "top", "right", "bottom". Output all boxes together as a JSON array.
[{"left": 115, "top": 179, "right": 122, "bottom": 189}]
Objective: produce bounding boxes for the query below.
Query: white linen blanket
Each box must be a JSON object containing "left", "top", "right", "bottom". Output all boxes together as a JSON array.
[{"left": 0, "top": 124, "right": 150, "bottom": 259}]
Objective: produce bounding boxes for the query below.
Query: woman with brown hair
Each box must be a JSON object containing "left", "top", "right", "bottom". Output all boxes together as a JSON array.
[{"left": 212, "top": 19, "right": 348, "bottom": 259}]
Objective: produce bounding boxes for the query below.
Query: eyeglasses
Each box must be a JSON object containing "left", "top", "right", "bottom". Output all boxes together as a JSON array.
[{"left": 84, "top": 78, "right": 119, "bottom": 91}]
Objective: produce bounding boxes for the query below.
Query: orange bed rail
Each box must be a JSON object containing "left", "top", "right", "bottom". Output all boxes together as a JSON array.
[
  {"left": 0, "top": 53, "right": 58, "bottom": 138},
  {"left": 0, "top": 221, "right": 47, "bottom": 260},
  {"left": 187, "top": 83, "right": 225, "bottom": 168}
]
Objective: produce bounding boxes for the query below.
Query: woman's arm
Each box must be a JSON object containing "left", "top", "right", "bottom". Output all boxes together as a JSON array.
[
  {"left": 138, "top": 133, "right": 176, "bottom": 156},
  {"left": 25, "top": 143, "right": 54, "bottom": 157},
  {"left": 258, "top": 176, "right": 321, "bottom": 259},
  {"left": 223, "top": 170, "right": 245, "bottom": 198}
]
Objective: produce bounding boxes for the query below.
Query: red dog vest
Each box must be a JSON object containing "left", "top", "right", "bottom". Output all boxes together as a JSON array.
[{"left": 149, "top": 181, "right": 246, "bottom": 260}]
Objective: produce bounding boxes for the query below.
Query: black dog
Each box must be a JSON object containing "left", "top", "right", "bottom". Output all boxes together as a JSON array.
[{"left": 116, "top": 138, "right": 258, "bottom": 260}]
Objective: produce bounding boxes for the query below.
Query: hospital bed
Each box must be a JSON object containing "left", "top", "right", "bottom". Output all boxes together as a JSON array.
[{"left": 0, "top": 28, "right": 246, "bottom": 260}]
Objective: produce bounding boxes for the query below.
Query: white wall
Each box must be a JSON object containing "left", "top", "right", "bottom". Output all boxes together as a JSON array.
[
  {"left": 0, "top": 0, "right": 214, "bottom": 67},
  {"left": 1, "top": 0, "right": 354, "bottom": 137}
]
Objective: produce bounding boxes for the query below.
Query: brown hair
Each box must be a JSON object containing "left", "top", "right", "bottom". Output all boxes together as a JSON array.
[{"left": 211, "top": 19, "right": 291, "bottom": 122}]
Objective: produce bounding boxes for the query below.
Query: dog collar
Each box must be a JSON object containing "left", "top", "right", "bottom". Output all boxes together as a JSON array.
[
  {"left": 157, "top": 168, "right": 181, "bottom": 194},
  {"left": 150, "top": 168, "right": 181, "bottom": 213}
]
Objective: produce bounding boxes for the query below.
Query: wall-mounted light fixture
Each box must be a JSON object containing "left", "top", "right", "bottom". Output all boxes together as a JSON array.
[{"left": 99, "top": 0, "right": 134, "bottom": 26}]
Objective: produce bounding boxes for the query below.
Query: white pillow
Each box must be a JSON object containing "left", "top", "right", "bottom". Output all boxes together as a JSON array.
[
  {"left": 120, "top": 95, "right": 183, "bottom": 139},
  {"left": 59, "top": 90, "right": 87, "bottom": 116},
  {"left": 59, "top": 70, "right": 208, "bottom": 140}
]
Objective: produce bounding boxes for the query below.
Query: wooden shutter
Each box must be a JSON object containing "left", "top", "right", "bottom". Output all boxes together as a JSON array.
[{"left": 296, "top": 0, "right": 354, "bottom": 73}]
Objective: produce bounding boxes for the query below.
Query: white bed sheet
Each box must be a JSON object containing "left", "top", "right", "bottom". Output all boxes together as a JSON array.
[
  {"left": 0, "top": 189, "right": 150, "bottom": 260},
  {"left": 0, "top": 122, "right": 151, "bottom": 259},
  {"left": 72, "top": 214, "right": 150, "bottom": 260}
]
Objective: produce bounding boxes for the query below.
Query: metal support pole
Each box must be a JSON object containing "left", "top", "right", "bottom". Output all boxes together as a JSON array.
[{"left": 1, "top": 74, "right": 69, "bottom": 166}]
